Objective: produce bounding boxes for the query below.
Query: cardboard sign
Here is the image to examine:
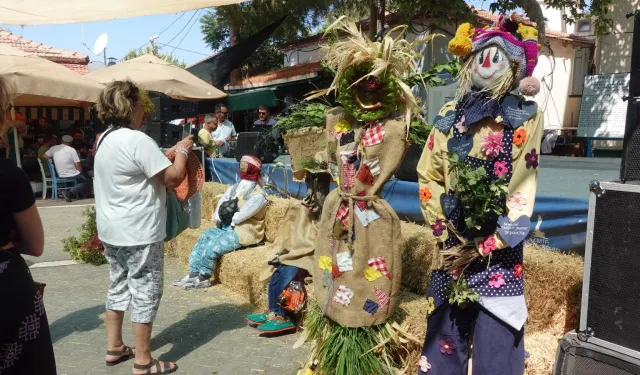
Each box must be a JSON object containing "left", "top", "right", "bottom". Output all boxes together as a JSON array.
[
  {"left": 447, "top": 133, "right": 473, "bottom": 161},
  {"left": 501, "top": 95, "right": 537, "bottom": 128},
  {"left": 497, "top": 215, "right": 531, "bottom": 248},
  {"left": 433, "top": 110, "right": 457, "bottom": 133}
]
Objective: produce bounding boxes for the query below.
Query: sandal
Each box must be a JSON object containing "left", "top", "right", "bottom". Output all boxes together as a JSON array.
[
  {"left": 105, "top": 345, "right": 134, "bottom": 366},
  {"left": 133, "top": 359, "right": 178, "bottom": 374}
]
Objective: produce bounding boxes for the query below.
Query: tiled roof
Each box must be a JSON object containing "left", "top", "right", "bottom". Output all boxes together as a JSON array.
[
  {"left": 0, "top": 30, "right": 90, "bottom": 70},
  {"left": 225, "top": 61, "right": 324, "bottom": 90}
]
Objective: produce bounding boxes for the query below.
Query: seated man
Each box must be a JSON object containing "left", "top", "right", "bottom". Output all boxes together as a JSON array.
[
  {"left": 42, "top": 134, "right": 88, "bottom": 202},
  {"left": 174, "top": 155, "right": 268, "bottom": 290}
]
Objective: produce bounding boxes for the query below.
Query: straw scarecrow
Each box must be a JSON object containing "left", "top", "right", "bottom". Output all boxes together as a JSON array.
[
  {"left": 416, "top": 13, "right": 543, "bottom": 374},
  {"left": 298, "top": 17, "right": 436, "bottom": 374}
]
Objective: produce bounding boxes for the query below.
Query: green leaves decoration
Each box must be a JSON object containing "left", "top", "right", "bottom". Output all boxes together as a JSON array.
[
  {"left": 445, "top": 277, "right": 480, "bottom": 309},
  {"left": 274, "top": 102, "right": 328, "bottom": 134}
]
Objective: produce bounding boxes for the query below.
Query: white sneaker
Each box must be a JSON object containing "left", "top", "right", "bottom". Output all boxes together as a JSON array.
[
  {"left": 184, "top": 279, "right": 212, "bottom": 290},
  {"left": 172, "top": 274, "right": 198, "bottom": 287}
]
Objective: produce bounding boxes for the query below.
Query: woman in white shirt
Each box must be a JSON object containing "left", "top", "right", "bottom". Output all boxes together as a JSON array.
[{"left": 94, "top": 80, "right": 192, "bottom": 375}]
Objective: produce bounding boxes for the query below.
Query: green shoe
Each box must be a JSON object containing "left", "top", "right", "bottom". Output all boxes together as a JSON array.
[
  {"left": 256, "top": 316, "right": 296, "bottom": 335},
  {"left": 246, "top": 311, "right": 271, "bottom": 326}
]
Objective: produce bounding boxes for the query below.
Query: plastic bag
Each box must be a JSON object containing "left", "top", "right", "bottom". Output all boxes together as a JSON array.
[
  {"left": 186, "top": 191, "right": 202, "bottom": 229},
  {"left": 278, "top": 280, "right": 306, "bottom": 313}
]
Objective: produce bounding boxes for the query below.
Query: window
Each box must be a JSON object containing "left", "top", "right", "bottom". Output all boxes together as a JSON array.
[
  {"left": 571, "top": 47, "right": 592, "bottom": 96},
  {"left": 577, "top": 19, "right": 592, "bottom": 33}
]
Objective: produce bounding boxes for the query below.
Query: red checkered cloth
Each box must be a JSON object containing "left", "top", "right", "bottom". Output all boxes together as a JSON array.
[
  {"left": 333, "top": 284, "right": 354, "bottom": 306},
  {"left": 341, "top": 163, "right": 355, "bottom": 189},
  {"left": 362, "top": 123, "right": 385, "bottom": 147},
  {"left": 374, "top": 287, "right": 389, "bottom": 307},
  {"left": 336, "top": 202, "right": 349, "bottom": 227},
  {"left": 368, "top": 256, "right": 392, "bottom": 279}
]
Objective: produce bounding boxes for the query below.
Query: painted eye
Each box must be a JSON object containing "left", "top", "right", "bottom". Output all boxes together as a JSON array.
[
  {"left": 477, "top": 50, "right": 484, "bottom": 64},
  {"left": 493, "top": 50, "right": 502, "bottom": 63}
]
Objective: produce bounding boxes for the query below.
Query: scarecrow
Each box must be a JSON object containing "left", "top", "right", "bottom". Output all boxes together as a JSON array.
[
  {"left": 173, "top": 155, "right": 268, "bottom": 290},
  {"left": 416, "top": 13, "right": 543, "bottom": 374},
  {"left": 297, "top": 17, "right": 433, "bottom": 374}
]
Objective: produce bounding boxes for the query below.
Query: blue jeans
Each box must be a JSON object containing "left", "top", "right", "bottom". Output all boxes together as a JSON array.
[
  {"left": 188, "top": 226, "right": 240, "bottom": 277},
  {"left": 69, "top": 174, "right": 88, "bottom": 197}
]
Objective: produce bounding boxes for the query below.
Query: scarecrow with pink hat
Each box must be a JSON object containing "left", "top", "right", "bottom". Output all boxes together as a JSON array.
[{"left": 416, "top": 13, "right": 543, "bottom": 374}]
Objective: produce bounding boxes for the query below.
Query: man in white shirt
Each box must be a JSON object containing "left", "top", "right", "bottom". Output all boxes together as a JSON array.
[
  {"left": 43, "top": 134, "right": 88, "bottom": 202},
  {"left": 212, "top": 104, "right": 237, "bottom": 156}
]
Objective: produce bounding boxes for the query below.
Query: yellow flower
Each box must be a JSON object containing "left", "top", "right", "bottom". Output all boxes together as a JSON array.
[
  {"left": 495, "top": 116, "right": 503, "bottom": 123},
  {"left": 319, "top": 256, "right": 332, "bottom": 271},
  {"left": 426, "top": 297, "right": 435, "bottom": 315},
  {"left": 333, "top": 120, "right": 352, "bottom": 133}
]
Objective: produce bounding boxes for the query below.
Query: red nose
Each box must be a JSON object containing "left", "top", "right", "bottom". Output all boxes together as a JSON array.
[{"left": 482, "top": 52, "right": 491, "bottom": 68}]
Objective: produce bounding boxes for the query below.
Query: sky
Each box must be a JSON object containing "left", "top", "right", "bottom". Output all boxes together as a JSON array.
[{"left": 0, "top": 1, "right": 491, "bottom": 69}]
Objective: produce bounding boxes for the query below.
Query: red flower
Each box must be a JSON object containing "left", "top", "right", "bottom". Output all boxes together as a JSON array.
[
  {"left": 514, "top": 264, "right": 524, "bottom": 278},
  {"left": 439, "top": 339, "right": 456, "bottom": 355},
  {"left": 427, "top": 134, "right": 435, "bottom": 151}
]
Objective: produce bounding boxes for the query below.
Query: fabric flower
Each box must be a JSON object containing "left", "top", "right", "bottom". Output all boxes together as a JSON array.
[
  {"left": 514, "top": 264, "right": 524, "bottom": 278},
  {"left": 451, "top": 269, "right": 461, "bottom": 280},
  {"left": 439, "top": 339, "right": 456, "bottom": 355},
  {"left": 507, "top": 192, "right": 527, "bottom": 211},
  {"left": 454, "top": 115, "right": 466, "bottom": 134},
  {"left": 513, "top": 128, "right": 527, "bottom": 147},
  {"left": 495, "top": 115, "right": 503, "bottom": 123},
  {"left": 489, "top": 273, "right": 506, "bottom": 288},
  {"left": 419, "top": 187, "right": 432, "bottom": 202},
  {"left": 478, "top": 236, "right": 497, "bottom": 255},
  {"left": 494, "top": 161, "right": 509, "bottom": 178},
  {"left": 333, "top": 120, "right": 352, "bottom": 133},
  {"left": 427, "top": 134, "right": 435, "bottom": 151},
  {"left": 419, "top": 356, "right": 432, "bottom": 373},
  {"left": 431, "top": 219, "right": 446, "bottom": 237},
  {"left": 481, "top": 130, "right": 504, "bottom": 158},
  {"left": 426, "top": 297, "right": 435, "bottom": 315},
  {"left": 525, "top": 148, "right": 539, "bottom": 169}
]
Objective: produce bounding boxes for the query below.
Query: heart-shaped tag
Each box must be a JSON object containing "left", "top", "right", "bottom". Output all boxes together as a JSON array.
[
  {"left": 497, "top": 215, "right": 531, "bottom": 248},
  {"left": 440, "top": 193, "right": 460, "bottom": 218},
  {"left": 501, "top": 95, "right": 537, "bottom": 128},
  {"left": 447, "top": 133, "right": 474, "bottom": 160},
  {"left": 433, "top": 110, "right": 457, "bottom": 134}
]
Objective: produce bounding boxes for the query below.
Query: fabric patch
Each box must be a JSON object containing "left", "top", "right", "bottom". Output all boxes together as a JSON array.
[
  {"left": 332, "top": 264, "right": 344, "bottom": 279},
  {"left": 340, "top": 150, "right": 358, "bottom": 164},
  {"left": 323, "top": 269, "right": 332, "bottom": 287},
  {"left": 364, "top": 267, "right": 384, "bottom": 281},
  {"left": 374, "top": 287, "right": 389, "bottom": 307},
  {"left": 355, "top": 206, "right": 381, "bottom": 227},
  {"left": 336, "top": 202, "right": 349, "bottom": 227},
  {"left": 340, "top": 131, "right": 356, "bottom": 146},
  {"left": 494, "top": 161, "right": 509, "bottom": 178},
  {"left": 419, "top": 187, "right": 432, "bottom": 202},
  {"left": 318, "top": 256, "right": 333, "bottom": 271},
  {"left": 328, "top": 163, "right": 339, "bottom": 179},
  {"left": 364, "top": 158, "right": 381, "bottom": 176},
  {"left": 363, "top": 299, "right": 380, "bottom": 315},
  {"left": 354, "top": 190, "right": 368, "bottom": 211},
  {"left": 427, "top": 134, "right": 435, "bottom": 151},
  {"left": 336, "top": 251, "right": 353, "bottom": 272},
  {"left": 507, "top": 192, "right": 527, "bottom": 211},
  {"left": 362, "top": 123, "right": 385, "bottom": 147},
  {"left": 368, "top": 256, "right": 391, "bottom": 279},
  {"left": 333, "top": 285, "right": 354, "bottom": 306},
  {"left": 356, "top": 164, "right": 374, "bottom": 185},
  {"left": 341, "top": 164, "right": 356, "bottom": 189},
  {"left": 525, "top": 148, "right": 539, "bottom": 169},
  {"left": 419, "top": 356, "right": 432, "bottom": 373},
  {"left": 333, "top": 119, "right": 352, "bottom": 133}
]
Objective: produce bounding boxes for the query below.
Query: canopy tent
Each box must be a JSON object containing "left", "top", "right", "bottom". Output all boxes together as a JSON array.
[
  {"left": 87, "top": 54, "right": 226, "bottom": 101},
  {"left": 0, "top": 0, "right": 248, "bottom": 25}
]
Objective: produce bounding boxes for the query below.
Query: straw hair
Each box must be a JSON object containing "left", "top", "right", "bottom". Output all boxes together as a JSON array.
[
  {"left": 97, "top": 79, "right": 140, "bottom": 127},
  {"left": 455, "top": 55, "right": 517, "bottom": 102}
]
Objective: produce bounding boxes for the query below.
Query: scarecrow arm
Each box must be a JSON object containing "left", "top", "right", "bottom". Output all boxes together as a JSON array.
[
  {"left": 417, "top": 126, "right": 448, "bottom": 231},
  {"left": 232, "top": 194, "right": 268, "bottom": 225}
]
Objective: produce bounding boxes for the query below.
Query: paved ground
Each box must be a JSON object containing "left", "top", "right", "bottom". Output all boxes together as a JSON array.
[
  {"left": 30, "top": 204, "right": 308, "bottom": 375},
  {"left": 537, "top": 156, "right": 620, "bottom": 198}
]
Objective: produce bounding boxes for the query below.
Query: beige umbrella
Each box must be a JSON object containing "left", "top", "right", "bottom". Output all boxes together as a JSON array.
[
  {"left": 87, "top": 54, "right": 226, "bottom": 101},
  {"left": 0, "top": 45, "right": 105, "bottom": 166}
]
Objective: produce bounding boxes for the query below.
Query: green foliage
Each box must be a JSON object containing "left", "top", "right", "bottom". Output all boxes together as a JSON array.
[
  {"left": 448, "top": 153, "right": 509, "bottom": 230},
  {"left": 61, "top": 207, "right": 107, "bottom": 266},
  {"left": 445, "top": 277, "right": 480, "bottom": 309},
  {"left": 409, "top": 119, "right": 433, "bottom": 145},
  {"left": 406, "top": 60, "right": 462, "bottom": 89},
  {"left": 123, "top": 44, "right": 187, "bottom": 68},
  {"left": 275, "top": 102, "right": 327, "bottom": 134},
  {"left": 337, "top": 65, "right": 398, "bottom": 122}
]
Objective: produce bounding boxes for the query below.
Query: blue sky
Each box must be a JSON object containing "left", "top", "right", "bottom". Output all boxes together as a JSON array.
[{"left": 1, "top": 1, "right": 490, "bottom": 68}]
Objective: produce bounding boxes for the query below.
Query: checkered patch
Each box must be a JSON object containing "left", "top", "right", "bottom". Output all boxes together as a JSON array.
[
  {"left": 375, "top": 287, "right": 390, "bottom": 307},
  {"left": 336, "top": 202, "right": 349, "bottom": 227},
  {"left": 341, "top": 163, "right": 355, "bottom": 189},
  {"left": 340, "top": 150, "right": 358, "bottom": 164},
  {"left": 364, "top": 158, "right": 381, "bottom": 176},
  {"left": 362, "top": 123, "right": 385, "bottom": 147},
  {"left": 333, "top": 285, "right": 355, "bottom": 306},
  {"left": 368, "top": 256, "right": 392, "bottom": 279}
]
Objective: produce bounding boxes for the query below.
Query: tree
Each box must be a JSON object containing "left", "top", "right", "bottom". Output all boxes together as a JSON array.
[{"left": 123, "top": 44, "right": 187, "bottom": 68}]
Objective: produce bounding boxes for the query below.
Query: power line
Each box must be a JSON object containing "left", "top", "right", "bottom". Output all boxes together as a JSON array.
[
  {"left": 158, "top": 12, "right": 186, "bottom": 36},
  {"left": 156, "top": 43, "right": 209, "bottom": 56},
  {"left": 171, "top": 9, "right": 201, "bottom": 56},
  {"left": 164, "top": 10, "right": 199, "bottom": 47}
]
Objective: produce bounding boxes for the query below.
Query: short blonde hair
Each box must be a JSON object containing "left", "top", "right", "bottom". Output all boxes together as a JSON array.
[
  {"left": 96, "top": 80, "right": 141, "bottom": 127},
  {"left": 0, "top": 77, "right": 13, "bottom": 125}
]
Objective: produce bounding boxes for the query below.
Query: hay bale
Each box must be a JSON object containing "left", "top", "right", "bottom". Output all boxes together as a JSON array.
[
  {"left": 263, "top": 197, "right": 290, "bottom": 243},
  {"left": 217, "top": 243, "right": 273, "bottom": 307},
  {"left": 400, "top": 222, "right": 436, "bottom": 295},
  {"left": 201, "top": 183, "right": 229, "bottom": 220}
]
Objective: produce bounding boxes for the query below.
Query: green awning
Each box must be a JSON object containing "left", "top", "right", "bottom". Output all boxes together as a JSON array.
[{"left": 227, "top": 87, "right": 278, "bottom": 111}]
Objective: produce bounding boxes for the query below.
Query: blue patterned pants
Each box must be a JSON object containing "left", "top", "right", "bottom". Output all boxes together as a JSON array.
[{"left": 188, "top": 227, "right": 240, "bottom": 277}]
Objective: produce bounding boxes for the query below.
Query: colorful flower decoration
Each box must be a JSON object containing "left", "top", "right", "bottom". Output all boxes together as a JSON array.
[
  {"left": 513, "top": 128, "right": 527, "bottom": 147},
  {"left": 451, "top": 269, "right": 461, "bottom": 281},
  {"left": 481, "top": 130, "right": 504, "bottom": 158},
  {"left": 495, "top": 115, "right": 504, "bottom": 124},
  {"left": 419, "top": 356, "right": 432, "bottom": 373},
  {"left": 431, "top": 219, "right": 446, "bottom": 237},
  {"left": 454, "top": 115, "right": 466, "bottom": 134},
  {"left": 426, "top": 297, "right": 435, "bottom": 315},
  {"left": 494, "top": 161, "right": 509, "bottom": 178},
  {"left": 428, "top": 134, "right": 435, "bottom": 151},
  {"left": 419, "top": 187, "right": 433, "bottom": 202},
  {"left": 333, "top": 119, "right": 352, "bottom": 133},
  {"left": 514, "top": 264, "right": 524, "bottom": 278},
  {"left": 478, "top": 236, "right": 497, "bottom": 255},
  {"left": 507, "top": 192, "right": 528, "bottom": 211},
  {"left": 525, "top": 148, "right": 539, "bottom": 169},
  {"left": 488, "top": 273, "right": 506, "bottom": 288},
  {"left": 439, "top": 339, "right": 456, "bottom": 355}
]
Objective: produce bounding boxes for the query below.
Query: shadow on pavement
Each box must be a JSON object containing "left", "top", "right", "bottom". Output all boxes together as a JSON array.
[
  {"left": 49, "top": 304, "right": 104, "bottom": 344},
  {"left": 152, "top": 304, "right": 247, "bottom": 362}
]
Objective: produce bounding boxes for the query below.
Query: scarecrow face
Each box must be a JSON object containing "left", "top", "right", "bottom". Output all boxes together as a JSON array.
[
  {"left": 470, "top": 46, "right": 511, "bottom": 90},
  {"left": 350, "top": 68, "right": 384, "bottom": 111}
]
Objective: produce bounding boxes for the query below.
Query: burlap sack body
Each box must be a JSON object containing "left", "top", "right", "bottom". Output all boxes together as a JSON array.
[
  {"left": 312, "top": 107, "right": 408, "bottom": 327},
  {"left": 283, "top": 127, "right": 327, "bottom": 178}
]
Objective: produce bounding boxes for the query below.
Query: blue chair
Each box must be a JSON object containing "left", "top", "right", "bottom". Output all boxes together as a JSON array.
[{"left": 46, "top": 159, "right": 77, "bottom": 200}]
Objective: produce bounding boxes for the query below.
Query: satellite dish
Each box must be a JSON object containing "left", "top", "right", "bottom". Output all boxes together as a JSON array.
[{"left": 92, "top": 33, "right": 109, "bottom": 56}]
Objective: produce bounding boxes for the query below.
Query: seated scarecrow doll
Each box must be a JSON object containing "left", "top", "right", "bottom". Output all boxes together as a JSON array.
[
  {"left": 416, "top": 13, "right": 543, "bottom": 375},
  {"left": 173, "top": 155, "right": 268, "bottom": 290}
]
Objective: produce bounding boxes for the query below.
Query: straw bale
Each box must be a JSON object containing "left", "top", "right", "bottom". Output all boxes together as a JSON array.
[
  {"left": 263, "top": 197, "right": 290, "bottom": 243},
  {"left": 217, "top": 243, "right": 273, "bottom": 307},
  {"left": 200, "top": 183, "right": 229, "bottom": 220}
]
